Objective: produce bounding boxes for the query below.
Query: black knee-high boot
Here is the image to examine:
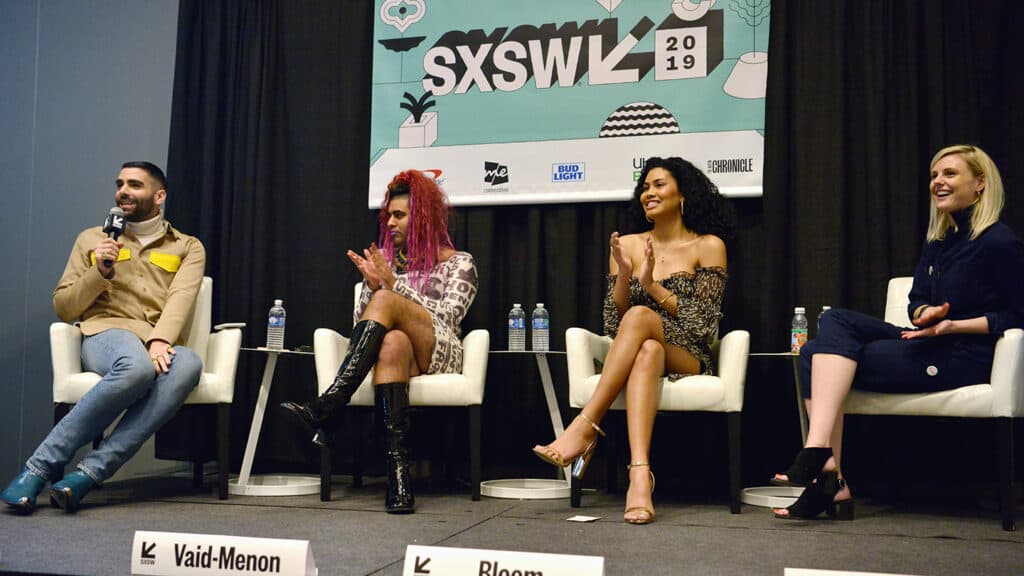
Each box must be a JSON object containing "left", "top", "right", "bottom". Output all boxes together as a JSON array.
[
  {"left": 281, "top": 320, "right": 387, "bottom": 445},
  {"left": 376, "top": 382, "right": 415, "bottom": 514}
]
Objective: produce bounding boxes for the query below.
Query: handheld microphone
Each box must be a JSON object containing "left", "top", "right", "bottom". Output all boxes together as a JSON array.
[{"left": 101, "top": 207, "right": 126, "bottom": 267}]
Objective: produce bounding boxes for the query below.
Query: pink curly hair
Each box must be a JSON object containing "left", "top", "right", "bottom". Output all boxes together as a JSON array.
[{"left": 377, "top": 169, "right": 455, "bottom": 292}]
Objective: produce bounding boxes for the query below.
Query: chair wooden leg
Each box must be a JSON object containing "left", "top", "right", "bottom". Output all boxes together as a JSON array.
[
  {"left": 469, "top": 404, "right": 481, "bottom": 501},
  {"left": 606, "top": 415, "right": 622, "bottom": 494},
  {"left": 320, "top": 443, "right": 332, "bottom": 502},
  {"left": 217, "top": 403, "right": 230, "bottom": 500},
  {"left": 997, "top": 417, "right": 1016, "bottom": 531},
  {"left": 728, "top": 412, "right": 742, "bottom": 514}
]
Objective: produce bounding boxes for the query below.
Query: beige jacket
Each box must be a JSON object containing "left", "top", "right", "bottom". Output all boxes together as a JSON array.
[{"left": 53, "top": 221, "right": 206, "bottom": 345}]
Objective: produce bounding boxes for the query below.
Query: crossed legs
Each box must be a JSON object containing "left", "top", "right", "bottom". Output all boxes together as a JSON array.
[{"left": 535, "top": 306, "right": 699, "bottom": 521}]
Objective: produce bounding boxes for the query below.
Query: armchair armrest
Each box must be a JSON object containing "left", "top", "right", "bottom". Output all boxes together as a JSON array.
[
  {"left": 50, "top": 322, "right": 83, "bottom": 391},
  {"left": 715, "top": 330, "right": 750, "bottom": 413},
  {"left": 990, "top": 328, "right": 1024, "bottom": 417},
  {"left": 566, "top": 327, "right": 612, "bottom": 395},
  {"left": 461, "top": 329, "right": 490, "bottom": 404},
  {"left": 314, "top": 328, "right": 350, "bottom": 395},
  {"left": 204, "top": 327, "right": 242, "bottom": 403}
]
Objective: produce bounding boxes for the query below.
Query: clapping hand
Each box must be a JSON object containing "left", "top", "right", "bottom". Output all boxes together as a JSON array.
[
  {"left": 637, "top": 235, "right": 656, "bottom": 289},
  {"left": 610, "top": 232, "right": 632, "bottom": 277},
  {"left": 347, "top": 243, "right": 396, "bottom": 290}
]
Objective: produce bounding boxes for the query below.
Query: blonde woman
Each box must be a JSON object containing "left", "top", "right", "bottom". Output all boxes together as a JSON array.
[{"left": 773, "top": 144, "right": 1024, "bottom": 520}]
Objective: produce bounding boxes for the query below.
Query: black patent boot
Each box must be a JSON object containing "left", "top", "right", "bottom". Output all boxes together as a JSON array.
[
  {"left": 281, "top": 319, "right": 388, "bottom": 445},
  {"left": 376, "top": 382, "right": 415, "bottom": 514}
]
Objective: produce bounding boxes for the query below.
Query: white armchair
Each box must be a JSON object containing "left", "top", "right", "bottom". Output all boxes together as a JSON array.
[
  {"left": 50, "top": 276, "right": 242, "bottom": 499},
  {"left": 566, "top": 326, "right": 750, "bottom": 512},
  {"left": 312, "top": 283, "right": 489, "bottom": 501},
  {"left": 844, "top": 276, "right": 1023, "bottom": 531}
]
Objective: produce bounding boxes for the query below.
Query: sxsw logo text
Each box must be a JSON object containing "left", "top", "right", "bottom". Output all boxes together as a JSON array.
[
  {"left": 552, "top": 162, "right": 585, "bottom": 182},
  {"left": 484, "top": 162, "right": 509, "bottom": 186}
]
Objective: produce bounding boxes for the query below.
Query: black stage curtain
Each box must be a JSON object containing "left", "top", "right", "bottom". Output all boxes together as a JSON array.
[{"left": 166, "top": 1, "right": 1024, "bottom": 494}]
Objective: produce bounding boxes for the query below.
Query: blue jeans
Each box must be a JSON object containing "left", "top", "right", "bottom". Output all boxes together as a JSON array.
[{"left": 26, "top": 329, "right": 201, "bottom": 483}]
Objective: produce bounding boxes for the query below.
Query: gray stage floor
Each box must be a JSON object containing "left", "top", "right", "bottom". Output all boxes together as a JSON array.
[{"left": 0, "top": 474, "right": 1021, "bottom": 575}]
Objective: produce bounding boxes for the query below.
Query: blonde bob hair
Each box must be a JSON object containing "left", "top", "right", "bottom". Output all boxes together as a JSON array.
[{"left": 926, "top": 144, "right": 1004, "bottom": 242}]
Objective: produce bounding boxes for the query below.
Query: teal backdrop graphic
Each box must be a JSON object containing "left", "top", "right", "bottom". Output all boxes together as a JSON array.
[{"left": 370, "top": 0, "right": 769, "bottom": 206}]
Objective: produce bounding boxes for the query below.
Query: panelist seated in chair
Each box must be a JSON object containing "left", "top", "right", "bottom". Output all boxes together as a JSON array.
[
  {"left": 281, "top": 169, "right": 478, "bottom": 514},
  {"left": 533, "top": 157, "right": 735, "bottom": 524},
  {"left": 1, "top": 161, "right": 206, "bottom": 514},
  {"left": 772, "top": 144, "right": 1024, "bottom": 521}
]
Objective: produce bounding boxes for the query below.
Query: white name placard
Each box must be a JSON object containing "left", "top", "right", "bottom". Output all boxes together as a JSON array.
[
  {"left": 403, "top": 544, "right": 604, "bottom": 576},
  {"left": 131, "top": 531, "right": 316, "bottom": 576}
]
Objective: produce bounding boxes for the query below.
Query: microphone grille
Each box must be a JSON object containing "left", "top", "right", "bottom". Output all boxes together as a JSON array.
[{"left": 109, "top": 206, "right": 125, "bottom": 216}]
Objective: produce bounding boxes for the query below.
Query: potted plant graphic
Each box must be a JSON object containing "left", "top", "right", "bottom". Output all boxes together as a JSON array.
[{"left": 398, "top": 91, "right": 438, "bottom": 148}]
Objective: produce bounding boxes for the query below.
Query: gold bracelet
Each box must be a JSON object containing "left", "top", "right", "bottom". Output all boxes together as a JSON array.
[{"left": 658, "top": 292, "right": 673, "bottom": 305}]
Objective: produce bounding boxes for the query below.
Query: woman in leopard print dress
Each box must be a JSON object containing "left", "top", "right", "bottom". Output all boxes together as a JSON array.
[{"left": 533, "top": 157, "right": 733, "bottom": 524}]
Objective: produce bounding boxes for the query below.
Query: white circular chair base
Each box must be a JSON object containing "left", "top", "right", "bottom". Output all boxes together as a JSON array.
[
  {"left": 480, "top": 478, "right": 570, "bottom": 500},
  {"left": 740, "top": 485, "right": 802, "bottom": 508},
  {"left": 228, "top": 474, "right": 320, "bottom": 496}
]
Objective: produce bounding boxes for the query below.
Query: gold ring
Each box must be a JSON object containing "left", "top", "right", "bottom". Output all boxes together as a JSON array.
[{"left": 151, "top": 355, "right": 159, "bottom": 361}]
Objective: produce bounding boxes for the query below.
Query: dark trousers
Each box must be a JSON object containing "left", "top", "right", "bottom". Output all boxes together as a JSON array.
[{"left": 798, "top": 308, "right": 993, "bottom": 399}]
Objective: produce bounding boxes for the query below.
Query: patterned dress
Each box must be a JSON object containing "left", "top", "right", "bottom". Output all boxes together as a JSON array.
[
  {"left": 602, "top": 267, "right": 728, "bottom": 377},
  {"left": 355, "top": 251, "right": 478, "bottom": 374}
]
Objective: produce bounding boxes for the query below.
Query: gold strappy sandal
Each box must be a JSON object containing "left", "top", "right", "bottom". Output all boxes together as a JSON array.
[
  {"left": 532, "top": 413, "right": 606, "bottom": 479},
  {"left": 624, "top": 462, "right": 656, "bottom": 525}
]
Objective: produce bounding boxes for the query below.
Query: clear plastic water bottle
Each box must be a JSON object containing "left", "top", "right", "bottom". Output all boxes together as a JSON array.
[
  {"left": 817, "top": 305, "right": 832, "bottom": 338},
  {"left": 508, "top": 303, "right": 526, "bottom": 351},
  {"left": 791, "top": 306, "right": 808, "bottom": 353},
  {"left": 532, "top": 303, "right": 550, "bottom": 352},
  {"left": 267, "top": 299, "right": 286, "bottom": 350}
]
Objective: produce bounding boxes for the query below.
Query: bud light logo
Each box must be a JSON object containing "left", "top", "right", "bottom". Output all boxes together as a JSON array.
[
  {"left": 484, "top": 161, "right": 509, "bottom": 186},
  {"left": 552, "top": 162, "right": 585, "bottom": 183}
]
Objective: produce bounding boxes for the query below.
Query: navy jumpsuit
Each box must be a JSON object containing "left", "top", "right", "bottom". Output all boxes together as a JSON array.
[{"left": 799, "top": 208, "right": 1024, "bottom": 398}]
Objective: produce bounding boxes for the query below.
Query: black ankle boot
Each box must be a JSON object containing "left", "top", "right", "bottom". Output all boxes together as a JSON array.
[
  {"left": 376, "top": 382, "right": 415, "bottom": 514},
  {"left": 281, "top": 320, "right": 388, "bottom": 442}
]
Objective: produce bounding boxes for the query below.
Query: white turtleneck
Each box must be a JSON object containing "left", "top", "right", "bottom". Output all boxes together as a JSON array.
[{"left": 127, "top": 212, "right": 166, "bottom": 247}]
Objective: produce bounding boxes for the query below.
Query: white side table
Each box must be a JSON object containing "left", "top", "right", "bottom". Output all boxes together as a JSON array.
[
  {"left": 480, "top": 351, "right": 571, "bottom": 499},
  {"left": 228, "top": 347, "right": 320, "bottom": 496},
  {"left": 741, "top": 352, "right": 807, "bottom": 507}
]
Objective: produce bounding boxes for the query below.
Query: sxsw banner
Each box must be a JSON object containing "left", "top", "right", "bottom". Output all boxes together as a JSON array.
[{"left": 369, "top": 0, "right": 770, "bottom": 207}]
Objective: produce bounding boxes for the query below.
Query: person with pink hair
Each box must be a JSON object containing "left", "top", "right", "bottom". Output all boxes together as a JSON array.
[{"left": 281, "top": 169, "right": 477, "bottom": 514}]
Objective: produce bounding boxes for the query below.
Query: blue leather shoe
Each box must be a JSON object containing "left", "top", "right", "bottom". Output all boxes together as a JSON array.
[
  {"left": 49, "top": 471, "right": 95, "bottom": 512},
  {"left": 1, "top": 469, "right": 46, "bottom": 513}
]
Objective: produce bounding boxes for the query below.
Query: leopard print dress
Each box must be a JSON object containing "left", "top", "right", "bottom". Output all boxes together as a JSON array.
[
  {"left": 602, "top": 267, "right": 728, "bottom": 377},
  {"left": 355, "top": 251, "right": 478, "bottom": 374}
]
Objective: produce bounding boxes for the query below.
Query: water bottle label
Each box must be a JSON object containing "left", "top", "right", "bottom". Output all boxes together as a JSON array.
[
  {"left": 532, "top": 318, "right": 549, "bottom": 330},
  {"left": 508, "top": 318, "right": 525, "bottom": 329},
  {"left": 269, "top": 316, "right": 285, "bottom": 328},
  {"left": 791, "top": 329, "right": 807, "bottom": 353}
]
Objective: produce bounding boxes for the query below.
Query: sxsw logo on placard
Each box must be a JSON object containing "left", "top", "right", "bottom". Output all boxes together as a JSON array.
[
  {"left": 484, "top": 161, "right": 509, "bottom": 186},
  {"left": 139, "top": 541, "right": 157, "bottom": 565},
  {"left": 552, "top": 162, "right": 585, "bottom": 183}
]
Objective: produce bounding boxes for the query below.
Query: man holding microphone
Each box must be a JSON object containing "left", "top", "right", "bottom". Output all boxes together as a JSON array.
[{"left": 1, "top": 161, "right": 206, "bottom": 513}]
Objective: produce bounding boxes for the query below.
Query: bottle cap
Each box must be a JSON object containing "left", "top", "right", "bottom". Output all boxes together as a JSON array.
[
  {"left": 794, "top": 306, "right": 805, "bottom": 314},
  {"left": 536, "top": 303, "right": 545, "bottom": 307},
  {"left": 513, "top": 303, "right": 521, "bottom": 307},
  {"left": 821, "top": 306, "right": 831, "bottom": 311},
  {"left": 274, "top": 299, "right": 283, "bottom": 306}
]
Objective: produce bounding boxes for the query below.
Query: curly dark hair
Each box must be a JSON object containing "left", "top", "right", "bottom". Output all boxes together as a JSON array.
[{"left": 629, "top": 156, "right": 735, "bottom": 240}]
